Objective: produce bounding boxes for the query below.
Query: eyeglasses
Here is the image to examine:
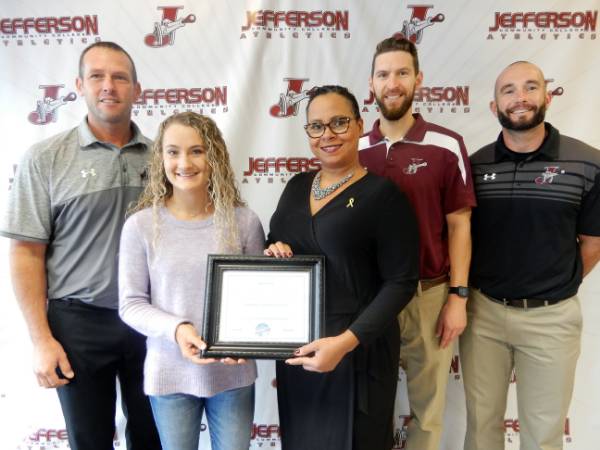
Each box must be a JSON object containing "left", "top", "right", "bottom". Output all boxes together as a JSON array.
[{"left": 304, "top": 116, "right": 354, "bottom": 138}]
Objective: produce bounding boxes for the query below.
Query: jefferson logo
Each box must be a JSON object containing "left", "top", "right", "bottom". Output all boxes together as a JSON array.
[
  {"left": 251, "top": 424, "right": 280, "bottom": 446},
  {"left": 504, "top": 418, "right": 572, "bottom": 444},
  {"left": 28, "top": 85, "right": 77, "bottom": 125},
  {"left": 363, "top": 85, "right": 470, "bottom": 114},
  {"left": 240, "top": 10, "right": 350, "bottom": 40},
  {"left": 403, "top": 158, "right": 428, "bottom": 175},
  {"left": 535, "top": 166, "right": 563, "bottom": 185},
  {"left": 270, "top": 78, "right": 316, "bottom": 118},
  {"left": 20, "top": 428, "right": 121, "bottom": 447},
  {"left": 242, "top": 156, "right": 321, "bottom": 185},
  {"left": 1, "top": 15, "right": 101, "bottom": 47},
  {"left": 144, "top": 6, "right": 196, "bottom": 47},
  {"left": 449, "top": 354, "right": 461, "bottom": 380},
  {"left": 25, "top": 428, "right": 68, "bottom": 444},
  {"left": 398, "top": 5, "right": 445, "bottom": 44},
  {"left": 133, "top": 86, "right": 228, "bottom": 117},
  {"left": 487, "top": 10, "right": 597, "bottom": 40}
]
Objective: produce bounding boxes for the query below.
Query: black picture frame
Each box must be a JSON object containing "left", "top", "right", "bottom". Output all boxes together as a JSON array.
[{"left": 202, "top": 254, "right": 325, "bottom": 359}]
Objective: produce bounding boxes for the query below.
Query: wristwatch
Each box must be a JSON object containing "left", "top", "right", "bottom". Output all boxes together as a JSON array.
[{"left": 448, "top": 286, "right": 469, "bottom": 299}]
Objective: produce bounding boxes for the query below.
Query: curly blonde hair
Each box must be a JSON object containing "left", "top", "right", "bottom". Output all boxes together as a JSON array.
[{"left": 131, "top": 112, "right": 245, "bottom": 252}]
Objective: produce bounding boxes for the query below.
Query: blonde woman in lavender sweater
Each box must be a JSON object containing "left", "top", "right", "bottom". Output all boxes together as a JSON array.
[{"left": 119, "top": 112, "right": 265, "bottom": 450}]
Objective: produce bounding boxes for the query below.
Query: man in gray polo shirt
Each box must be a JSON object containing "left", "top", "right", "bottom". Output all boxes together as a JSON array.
[{"left": 0, "top": 42, "right": 161, "bottom": 450}]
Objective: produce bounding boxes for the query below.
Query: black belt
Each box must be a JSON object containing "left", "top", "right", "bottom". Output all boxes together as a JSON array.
[
  {"left": 51, "top": 298, "right": 115, "bottom": 311},
  {"left": 481, "top": 291, "right": 563, "bottom": 309}
]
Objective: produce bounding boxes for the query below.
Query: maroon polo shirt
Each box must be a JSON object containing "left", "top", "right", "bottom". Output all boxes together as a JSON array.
[{"left": 358, "top": 114, "right": 476, "bottom": 279}]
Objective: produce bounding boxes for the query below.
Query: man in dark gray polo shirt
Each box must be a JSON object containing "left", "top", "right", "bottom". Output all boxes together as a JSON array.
[
  {"left": 461, "top": 61, "right": 600, "bottom": 450},
  {"left": 0, "top": 42, "right": 161, "bottom": 450}
]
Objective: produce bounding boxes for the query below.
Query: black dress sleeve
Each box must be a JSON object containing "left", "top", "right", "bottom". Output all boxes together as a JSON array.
[
  {"left": 348, "top": 183, "right": 419, "bottom": 344},
  {"left": 266, "top": 172, "right": 307, "bottom": 246}
]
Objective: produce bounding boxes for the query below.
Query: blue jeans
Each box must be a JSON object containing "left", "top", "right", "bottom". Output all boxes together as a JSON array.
[{"left": 150, "top": 384, "right": 254, "bottom": 450}]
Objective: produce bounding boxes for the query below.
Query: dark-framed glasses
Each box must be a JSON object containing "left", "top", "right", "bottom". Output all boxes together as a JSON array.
[{"left": 304, "top": 116, "right": 354, "bottom": 138}]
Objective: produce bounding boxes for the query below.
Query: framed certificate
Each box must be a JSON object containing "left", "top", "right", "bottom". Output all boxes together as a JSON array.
[{"left": 201, "top": 255, "right": 325, "bottom": 359}]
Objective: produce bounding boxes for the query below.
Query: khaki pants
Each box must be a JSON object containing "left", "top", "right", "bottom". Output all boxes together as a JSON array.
[
  {"left": 399, "top": 282, "right": 453, "bottom": 450},
  {"left": 460, "top": 289, "right": 581, "bottom": 450}
]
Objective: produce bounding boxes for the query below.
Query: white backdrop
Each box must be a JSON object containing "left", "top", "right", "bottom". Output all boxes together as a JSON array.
[{"left": 1, "top": 1, "right": 599, "bottom": 449}]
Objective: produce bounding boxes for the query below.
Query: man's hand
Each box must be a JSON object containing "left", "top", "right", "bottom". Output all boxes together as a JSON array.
[
  {"left": 8, "top": 240, "right": 75, "bottom": 388},
  {"left": 33, "top": 337, "right": 74, "bottom": 388},
  {"left": 441, "top": 206, "right": 471, "bottom": 348},
  {"left": 579, "top": 234, "right": 600, "bottom": 277},
  {"left": 435, "top": 295, "right": 467, "bottom": 348}
]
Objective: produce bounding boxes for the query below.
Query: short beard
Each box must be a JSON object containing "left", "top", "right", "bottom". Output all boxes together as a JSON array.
[
  {"left": 497, "top": 103, "right": 546, "bottom": 131},
  {"left": 375, "top": 90, "right": 415, "bottom": 121}
]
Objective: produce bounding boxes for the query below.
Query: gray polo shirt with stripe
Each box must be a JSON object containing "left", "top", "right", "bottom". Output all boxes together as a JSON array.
[{"left": 0, "top": 118, "right": 151, "bottom": 309}]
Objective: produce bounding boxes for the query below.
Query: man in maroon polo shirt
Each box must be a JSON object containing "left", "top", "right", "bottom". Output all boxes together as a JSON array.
[{"left": 358, "top": 35, "right": 476, "bottom": 450}]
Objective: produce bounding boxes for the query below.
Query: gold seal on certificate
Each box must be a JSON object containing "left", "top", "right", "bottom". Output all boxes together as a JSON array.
[{"left": 201, "top": 255, "right": 325, "bottom": 359}]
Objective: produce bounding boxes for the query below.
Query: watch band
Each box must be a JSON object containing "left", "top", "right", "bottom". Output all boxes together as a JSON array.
[{"left": 448, "top": 286, "right": 469, "bottom": 298}]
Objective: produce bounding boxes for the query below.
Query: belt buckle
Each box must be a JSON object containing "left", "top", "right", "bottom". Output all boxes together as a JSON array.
[
  {"left": 499, "top": 297, "right": 552, "bottom": 309},
  {"left": 501, "top": 298, "right": 528, "bottom": 309}
]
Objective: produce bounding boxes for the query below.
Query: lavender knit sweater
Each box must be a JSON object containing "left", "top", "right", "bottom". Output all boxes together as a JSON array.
[{"left": 119, "top": 206, "right": 265, "bottom": 397}]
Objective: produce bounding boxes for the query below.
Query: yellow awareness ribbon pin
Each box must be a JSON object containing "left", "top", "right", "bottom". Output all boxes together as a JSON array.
[{"left": 346, "top": 197, "right": 355, "bottom": 208}]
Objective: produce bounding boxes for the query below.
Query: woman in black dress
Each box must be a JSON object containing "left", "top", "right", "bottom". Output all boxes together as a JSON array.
[{"left": 265, "top": 85, "right": 419, "bottom": 450}]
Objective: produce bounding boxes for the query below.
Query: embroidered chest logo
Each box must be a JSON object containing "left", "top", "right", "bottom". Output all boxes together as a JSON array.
[
  {"left": 483, "top": 173, "right": 496, "bottom": 181},
  {"left": 535, "top": 166, "right": 564, "bottom": 185},
  {"left": 81, "top": 169, "right": 97, "bottom": 178},
  {"left": 403, "top": 158, "right": 428, "bottom": 175}
]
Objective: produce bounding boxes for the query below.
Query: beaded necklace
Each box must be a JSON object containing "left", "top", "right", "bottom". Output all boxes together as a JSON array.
[{"left": 311, "top": 171, "right": 354, "bottom": 200}]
